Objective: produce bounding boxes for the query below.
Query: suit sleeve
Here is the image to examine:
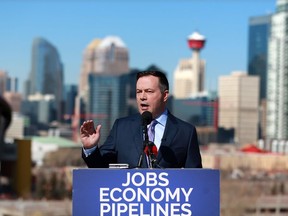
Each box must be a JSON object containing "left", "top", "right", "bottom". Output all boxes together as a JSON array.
[
  {"left": 185, "top": 126, "right": 202, "bottom": 168},
  {"left": 82, "top": 120, "right": 119, "bottom": 168}
]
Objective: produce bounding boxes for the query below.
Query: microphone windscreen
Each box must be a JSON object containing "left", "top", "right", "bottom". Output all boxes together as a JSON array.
[
  {"left": 141, "top": 111, "right": 152, "bottom": 126},
  {"left": 144, "top": 144, "right": 158, "bottom": 156}
]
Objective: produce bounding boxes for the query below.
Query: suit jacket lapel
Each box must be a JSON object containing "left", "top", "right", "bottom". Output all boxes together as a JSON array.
[
  {"left": 157, "top": 113, "right": 178, "bottom": 163},
  {"left": 133, "top": 116, "right": 149, "bottom": 168},
  {"left": 132, "top": 114, "right": 144, "bottom": 154}
]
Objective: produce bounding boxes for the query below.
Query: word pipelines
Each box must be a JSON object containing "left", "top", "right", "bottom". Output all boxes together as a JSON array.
[
  {"left": 100, "top": 203, "right": 192, "bottom": 216},
  {"left": 99, "top": 171, "right": 194, "bottom": 216}
]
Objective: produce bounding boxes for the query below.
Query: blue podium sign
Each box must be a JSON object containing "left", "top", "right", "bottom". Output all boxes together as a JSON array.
[{"left": 73, "top": 169, "right": 220, "bottom": 216}]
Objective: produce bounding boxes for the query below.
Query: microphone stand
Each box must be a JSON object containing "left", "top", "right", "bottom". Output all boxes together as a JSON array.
[
  {"left": 137, "top": 123, "right": 149, "bottom": 168},
  {"left": 147, "top": 141, "right": 159, "bottom": 168},
  {"left": 138, "top": 111, "right": 162, "bottom": 168},
  {"left": 137, "top": 127, "right": 157, "bottom": 168},
  {"left": 147, "top": 141, "right": 154, "bottom": 168},
  {"left": 137, "top": 134, "right": 162, "bottom": 169}
]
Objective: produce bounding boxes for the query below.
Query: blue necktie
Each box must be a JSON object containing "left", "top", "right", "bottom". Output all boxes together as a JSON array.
[{"left": 148, "top": 120, "right": 157, "bottom": 142}]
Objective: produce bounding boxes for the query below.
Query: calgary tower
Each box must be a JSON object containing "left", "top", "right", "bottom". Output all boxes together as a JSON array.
[
  {"left": 173, "top": 31, "right": 206, "bottom": 98},
  {"left": 187, "top": 31, "right": 206, "bottom": 51}
]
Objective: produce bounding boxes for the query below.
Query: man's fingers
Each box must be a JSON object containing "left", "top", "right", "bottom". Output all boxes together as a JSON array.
[
  {"left": 80, "top": 120, "right": 96, "bottom": 135},
  {"left": 95, "top": 125, "right": 101, "bottom": 133}
]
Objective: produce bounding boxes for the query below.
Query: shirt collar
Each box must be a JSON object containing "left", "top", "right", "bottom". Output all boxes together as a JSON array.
[{"left": 155, "top": 109, "right": 168, "bottom": 127}]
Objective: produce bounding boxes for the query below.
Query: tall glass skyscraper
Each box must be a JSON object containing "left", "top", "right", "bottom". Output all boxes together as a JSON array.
[
  {"left": 248, "top": 14, "right": 271, "bottom": 100},
  {"left": 88, "top": 74, "right": 129, "bottom": 141},
  {"left": 64, "top": 84, "right": 78, "bottom": 124},
  {"left": 25, "top": 37, "right": 64, "bottom": 122}
]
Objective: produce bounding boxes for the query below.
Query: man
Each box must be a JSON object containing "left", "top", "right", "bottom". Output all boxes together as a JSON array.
[
  {"left": 0, "top": 96, "right": 12, "bottom": 146},
  {"left": 80, "top": 70, "right": 202, "bottom": 168}
]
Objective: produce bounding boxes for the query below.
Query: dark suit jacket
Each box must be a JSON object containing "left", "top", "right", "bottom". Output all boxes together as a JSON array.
[{"left": 82, "top": 111, "right": 202, "bottom": 168}]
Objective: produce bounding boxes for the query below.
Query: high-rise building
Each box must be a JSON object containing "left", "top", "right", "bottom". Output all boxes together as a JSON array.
[
  {"left": 88, "top": 74, "right": 129, "bottom": 141},
  {"left": 174, "top": 31, "right": 206, "bottom": 98},
  {"left": 78, "top": 36, "right": 129, "bottom": 95},
  {"left": 73, "top": 36, "right": 129, "bottom": 141},
  {"left": 266, "top": 0, "right": 288, "bottom": 141},
  {"left": 6, "top": 77, "right": 18, "bottom": 93},
  {"left": 5, "top": 113, "right": 25, "bottom": 139},
  {"left": 25, "top": 37, "right": 64, "bottom": 122},
  {"left": 173, "top": 93, "right": 217, "bottom": 128},
  {"left": 94, "top": 36, "right": 129, "bottom": 75},
  {"left": 63, "top": 84, "right": 78, "bottom": 124},
  {"left": 218, "top": 71, "right": 259, "bottom": 146},
  {"left": 25, "top": 93, "right": 56, "bottom": 125},
  {"left": 173, "top": 93, "right": 218, "bottom": 146},
  {"left": 0, "top": 70, "right": 18, "bottom": 93},
  {"left": 79, "top": 38, "right": 102, "bottom": 95},
  {"left": 0, "top": 70, "right": 21, "bottom": 113},
  {"left": 248, "top": 15, "right": 271, "bottom": 100},
  {"left": 248, "top": 15, "right": 271, "bottom": 140}
]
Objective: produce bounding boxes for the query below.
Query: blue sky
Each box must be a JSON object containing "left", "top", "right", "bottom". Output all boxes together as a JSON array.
[{"left": 0, "top": 0, "right": 275, "bottom": 93}]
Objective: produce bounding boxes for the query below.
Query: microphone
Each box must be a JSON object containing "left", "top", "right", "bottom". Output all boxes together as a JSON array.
[
  {"left": 144, "top": 142, "right": 158, "bottom": 157},
  {"left": 141, "top": 111, "right": 152, "bottom": 143},
  {"left": 144, "top": 142, "right": 159, "bottom": 168},
  {"left": 137, "top": 111, "right": 153, "bottom": 168},
  {"left": 141, "top": 111, "right": 153, "bottom": 125}
]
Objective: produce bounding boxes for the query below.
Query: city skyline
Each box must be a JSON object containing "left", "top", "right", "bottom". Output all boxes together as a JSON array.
[{"left": 0, "top": 0, "right": 275, "bottom": 93}]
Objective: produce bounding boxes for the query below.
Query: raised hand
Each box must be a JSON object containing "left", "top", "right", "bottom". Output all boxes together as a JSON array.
[{"left": 80, "top": 120, "right": 101, "bottom": 149}]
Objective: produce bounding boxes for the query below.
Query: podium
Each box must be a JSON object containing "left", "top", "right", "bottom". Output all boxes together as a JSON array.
[{"left": 73, "top": 169, "right": 220, "bottom": 216}]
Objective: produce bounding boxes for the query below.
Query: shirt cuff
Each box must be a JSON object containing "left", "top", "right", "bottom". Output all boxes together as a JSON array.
[{"left": 83, "top": 146, "right": 97, "bottom": 157}]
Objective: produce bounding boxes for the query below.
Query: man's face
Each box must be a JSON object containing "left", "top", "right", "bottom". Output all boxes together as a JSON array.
[{"left": 136, "top": 75, "right": 169, "bottom": 118}]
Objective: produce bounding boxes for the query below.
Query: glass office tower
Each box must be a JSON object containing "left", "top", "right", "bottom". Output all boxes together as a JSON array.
[
  {"left": 26, "top": 37, "right": 64, "bottom": 122},
  {"left": 88, "top": 74, "right": 128, "bottom": 141},
  {"left": 64, "top": 84, "right": 78, "bottom": 124},
  {"left": 248, "top": 15, "right": 271, "bottom": 100}
]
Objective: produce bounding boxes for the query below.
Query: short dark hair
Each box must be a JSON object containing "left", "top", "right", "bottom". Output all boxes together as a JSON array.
[{"left": 136, "top": 70, "right": 169, "bottom": 92}]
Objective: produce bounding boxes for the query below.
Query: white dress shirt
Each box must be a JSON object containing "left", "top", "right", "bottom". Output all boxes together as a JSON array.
[{"left": 151, "top": 109, "right": 168, "bottom": 149}]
